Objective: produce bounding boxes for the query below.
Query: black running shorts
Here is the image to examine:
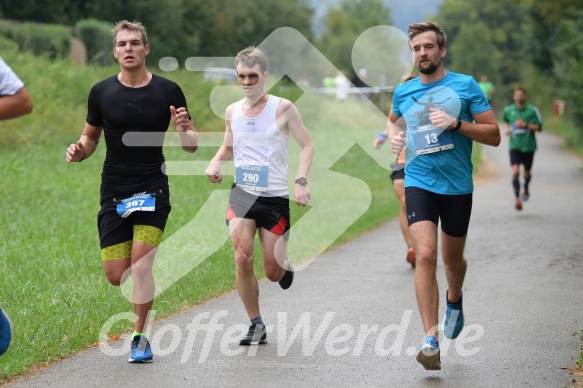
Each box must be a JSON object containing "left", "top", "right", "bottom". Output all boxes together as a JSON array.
[
  {"left": 390, "top": 169, "right": 405, "bottom": 181},
  {"left": 390, "top": 163, "right": 405, "bottom": 181},
  {"left": 97, "top": 184, "right": 171, "bottom": 258},
  {"left": 509, "top": 149, "right": 535, "bottom": 170},
  {"left": 405, "top": 186, "right": 472, "bottom": 238},
  {"left": 227, "top": 184, "right": 290, "bottom": 237}
]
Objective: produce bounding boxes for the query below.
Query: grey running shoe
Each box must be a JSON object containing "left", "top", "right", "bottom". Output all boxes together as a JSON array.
[{"left": 239, "top": 324, "right": 267, "bottom": 345}]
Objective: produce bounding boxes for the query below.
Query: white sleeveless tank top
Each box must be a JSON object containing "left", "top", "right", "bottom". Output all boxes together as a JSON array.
[{"left": 231, "top": 95, "right": 289, "bottom": 197}]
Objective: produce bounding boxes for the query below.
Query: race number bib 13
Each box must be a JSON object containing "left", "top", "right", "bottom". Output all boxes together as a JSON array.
[
  {"left": 116, "top": 193, "right": 156, "bottom": 218},
  {"left": 412, "top": 124, "right": 454, "bottom": 155},
  {"left": 236, "top": 165, "right": 269, "bottom": 192}
]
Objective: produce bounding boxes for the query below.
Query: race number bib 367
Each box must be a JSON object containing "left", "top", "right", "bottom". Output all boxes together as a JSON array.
[
  {"left": 412, "top": 124, "right": 454, "bottom": 155},
  {"left": 116, "top": 193, "right": 156, "bottom": 218},
  {"left": 236, "top": 165, "right": 269, "bottom": 192}
]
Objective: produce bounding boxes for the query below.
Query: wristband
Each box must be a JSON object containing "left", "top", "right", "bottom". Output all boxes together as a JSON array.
[
  {"left": 377, "top": 132, "right": 388, "bottom": 139},
  {"left": 453, "top": 118, "right": 462, "bottom": 131}
]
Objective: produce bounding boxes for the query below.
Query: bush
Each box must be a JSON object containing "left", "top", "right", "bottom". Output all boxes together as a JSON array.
[
  {"left": 75, "top": 19, "right": 115, "bottom": 66},
  {"left": 0, "top": 21, "right": 71, "bottom": 59}
]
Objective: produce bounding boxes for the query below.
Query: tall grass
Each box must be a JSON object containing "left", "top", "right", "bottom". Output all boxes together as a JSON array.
[{"left": 0, "top": 50, "right": 401, "bottom": 379}]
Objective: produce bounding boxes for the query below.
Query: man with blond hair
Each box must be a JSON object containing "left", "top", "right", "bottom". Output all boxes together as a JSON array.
[{"left": 206, "top": 46, "right": 313, "bottom": 346}]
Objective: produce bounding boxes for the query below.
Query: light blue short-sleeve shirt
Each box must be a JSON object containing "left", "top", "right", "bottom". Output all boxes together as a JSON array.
[{"left": 391, "top": 71, "right": 491, "bottom": 194}]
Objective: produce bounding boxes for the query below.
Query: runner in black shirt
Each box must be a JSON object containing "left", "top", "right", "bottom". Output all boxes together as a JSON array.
[{"left": 66, "top": 20, "right": 198, "bottom": 363}]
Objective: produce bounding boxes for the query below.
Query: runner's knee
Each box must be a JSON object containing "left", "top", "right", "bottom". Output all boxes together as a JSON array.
[
  {"left": 235, "top": 250, "right": 254, "bottom": 273},
  {"left": 104, "top": 267, "right": 126, "bottom": 286},
  {"left": 101, "top": 241, "right": 132, "bottom": 285},
  {"left": 264, "top": 260, "right": 283, "bottom": 282},
  {"left": 415, "top": 247, "right": 438, "bottom": 266}
]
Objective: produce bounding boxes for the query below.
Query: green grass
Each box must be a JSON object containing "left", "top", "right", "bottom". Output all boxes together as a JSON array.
[
  {"left": 0, "top": 49, "right": 402, "bottom": 380},
  {"left": 545, "top": 115, "right": 583, "bottom": 157}
]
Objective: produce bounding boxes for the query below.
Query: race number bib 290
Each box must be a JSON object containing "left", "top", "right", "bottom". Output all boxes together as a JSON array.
[
  {"left": 412, "top": 124, "right": 454, "bottom": 155},
  {"left": 116, "top": 193, "right": 156, "bottom": 218},
  {"left": 236, "top": 165, "right": 268, "bottom": 192}
]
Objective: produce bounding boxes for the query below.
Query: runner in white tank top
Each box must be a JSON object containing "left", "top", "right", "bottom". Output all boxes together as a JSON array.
[
  {"left": 205, "top": 47, "right": 314, "bottom": 346},
  {"left": 231, "top": 94, "right": 289, "bottom": 197}
]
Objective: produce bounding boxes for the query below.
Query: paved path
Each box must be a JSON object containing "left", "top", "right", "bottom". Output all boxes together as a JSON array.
[{"left": 7, "top": 132, "right": 583, "bottom": 387}]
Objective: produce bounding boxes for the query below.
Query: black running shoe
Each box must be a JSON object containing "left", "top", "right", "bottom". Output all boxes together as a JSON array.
[
  {"left": 279, "top": 262, "right": 294, "bottom": 290},
  {"left": 239, "top": 324, "right": 267, "bottom": 346}
]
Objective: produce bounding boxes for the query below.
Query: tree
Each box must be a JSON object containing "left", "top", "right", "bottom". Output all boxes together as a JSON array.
[
  {"left": 515, "top": 0, "right": 583, "bottom": 130},
  {"left": 448, "top": 22, "right": 500, "bottom": 86},
  {"left": 436, "top": 0, "right": 531, "bottom": 86},
  {"left": 0, "top": 0, "right": 314, "bottom": 65},
  {"left": 319, "top": 0, "right": 393, "bottom": 74}
]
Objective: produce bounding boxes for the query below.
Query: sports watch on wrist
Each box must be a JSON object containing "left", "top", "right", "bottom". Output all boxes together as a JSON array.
[
  {"left": 453, "top": 118, "right": 462, "bottom": 131},
  {"left": 295, "top": 177, "right": 308, "bottom": 186}
]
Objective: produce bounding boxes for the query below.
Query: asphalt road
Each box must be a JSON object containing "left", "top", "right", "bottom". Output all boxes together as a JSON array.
[{"left": 7, "top": 131, "right": 583, "bottom": 387}]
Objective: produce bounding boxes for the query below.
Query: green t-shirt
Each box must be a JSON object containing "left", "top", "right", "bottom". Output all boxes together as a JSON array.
[
  {"left": 503, "top": 103, "right": 543, "bottom": 152},
  {"left": 478, "top": 81, "right": 495, "bottom": 101},
  {"left": 323, "top": 76, "right": 335, "bottom": 95}
]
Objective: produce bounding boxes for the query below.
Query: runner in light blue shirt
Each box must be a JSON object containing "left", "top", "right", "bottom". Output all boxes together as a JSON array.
[{"left": 386, "top": 21, "right": 500, "bottom": 371}]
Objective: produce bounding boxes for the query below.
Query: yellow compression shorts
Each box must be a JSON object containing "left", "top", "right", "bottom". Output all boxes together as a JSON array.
[{"left": 101, "top": 225, "right": 163, "bottom": 261}]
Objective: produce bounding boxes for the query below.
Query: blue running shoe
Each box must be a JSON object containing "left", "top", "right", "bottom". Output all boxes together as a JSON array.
[
  {"left": 443, "top": 290, "right": 464, "bottom": 339},
  {"left": 416, "top": 336, "right": 441, "bottom": 370},
  {"left": 0, "top": 306, "right": 13, "bottom": 356},
  {"left": 128, "top": 335, "right": 153, "bottom": 363},
  {"left": 522, "top": 190, "right": 529, "bottom": 202}
]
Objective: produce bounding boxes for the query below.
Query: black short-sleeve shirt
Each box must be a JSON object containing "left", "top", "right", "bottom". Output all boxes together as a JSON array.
[{"left": 86, "top": 74, "right": 189, "bottom": 194}]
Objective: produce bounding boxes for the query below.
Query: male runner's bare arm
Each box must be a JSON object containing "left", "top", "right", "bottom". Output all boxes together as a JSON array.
[
  {"left": 428, "top": 108, "right": 500, "bottom": 147},
  {"left": 205, "top": 105, "right": 235, "bottom": 183},
  {"left": 0, "top": 87, "right": 33, "bottom": 120},
  {"left": 171, "top": 105, "right": 198, "bottom": 153},
  {"left": 66, "top": 124, "right": 102, "bottom": 163},
  {"left": 387, "top": 111, "right": 407, "bottom": 155},
  {"left": 281, "top": 100, "right": 313, "bottom": 206}
]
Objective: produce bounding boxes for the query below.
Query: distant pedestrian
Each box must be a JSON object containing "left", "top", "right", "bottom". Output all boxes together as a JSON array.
[
  {"left": 334, "top": 71, "right": 350, "bottom": 101},
  {"left": 478, "top": 74, "right": 495, "bottom": 103},
  {"left": 322, "top": 73, "right": 335, "bottom": 97},
  {"left": 503, "top": 86, "right": 542, "bottom": 211}
]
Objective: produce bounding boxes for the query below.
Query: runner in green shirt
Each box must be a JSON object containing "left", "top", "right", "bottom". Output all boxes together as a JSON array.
[
  {"left": 503, "top": 86, "right": 543, "bottom": 210},
  {"left": 478, "top": 74, "right": 496, "bottom": 103}
]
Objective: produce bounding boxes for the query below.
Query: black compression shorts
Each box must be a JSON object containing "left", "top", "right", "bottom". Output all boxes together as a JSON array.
[{"left": 405, "top": 186, "right": 472, "bottom": 238}]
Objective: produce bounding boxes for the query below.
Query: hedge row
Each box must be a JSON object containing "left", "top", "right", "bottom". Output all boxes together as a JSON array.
[
  {"left": 0, "top": 19, "right": 114, "bottom": 66},
  {"left": 0, "top": 21, "right": 71, "bottom": 59}
]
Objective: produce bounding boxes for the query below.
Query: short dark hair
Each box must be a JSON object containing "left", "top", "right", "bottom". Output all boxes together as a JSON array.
[
  {"left": 408, "top": 21, "right": 447, "bottom": 49},
  {"left": 514, "top": 86, "right": 527, "bottom": 94}
]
